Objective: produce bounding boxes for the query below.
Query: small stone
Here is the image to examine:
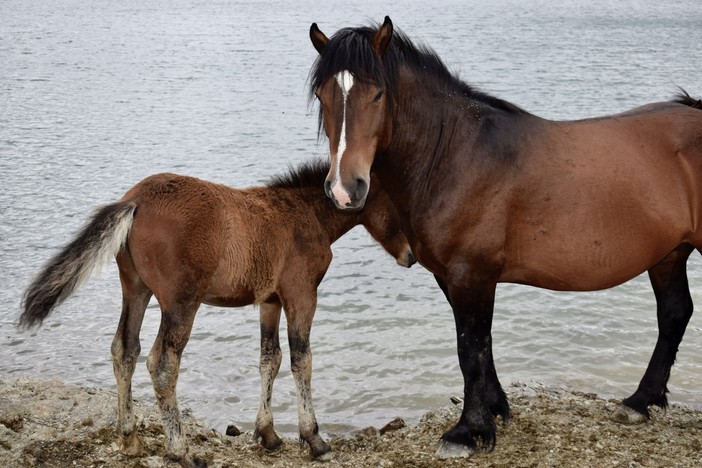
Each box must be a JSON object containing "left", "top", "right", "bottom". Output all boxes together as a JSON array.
[
  {"left": 225, "top": 424, "right": 241, "bottom": 437},
  {"left": 0, "top": 412, "right": 24, "bottom": 432},
  {"left": 380, "top": 418, "right": 406, "bottom": 435}
]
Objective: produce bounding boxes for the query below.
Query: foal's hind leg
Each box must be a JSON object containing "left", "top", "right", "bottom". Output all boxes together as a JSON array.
[
  {"left": 113, "top": 255, "right": 152, "bottom": 456},
  {"left": 147, "top": 299, "right": 203, "bottom": 466},
  {"left": 255, "top": 301, "right": 284, "bottom": 451},
  {"left": 614, "top": 244, "right": 694, "bottom": 423},
  {"left": 282, "top": 294, "right": 331, "bottom": 460}
]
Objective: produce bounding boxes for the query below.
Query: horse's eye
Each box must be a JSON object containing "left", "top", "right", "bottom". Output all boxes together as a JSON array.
[{"left": 374, "top": 91, "right": 384, "bottom": 102}]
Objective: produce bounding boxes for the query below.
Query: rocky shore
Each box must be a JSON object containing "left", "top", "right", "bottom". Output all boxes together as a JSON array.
[{"left": 1, "top": 377, "right": 700, "bottom": 467}]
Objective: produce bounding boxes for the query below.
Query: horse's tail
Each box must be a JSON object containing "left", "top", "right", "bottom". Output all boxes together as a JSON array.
[
  {"left": 673, "top": 88, "right": 702, "bottom": 109},
  {"left": 19, "top": 201, "right": 137, "bottom": 330}
]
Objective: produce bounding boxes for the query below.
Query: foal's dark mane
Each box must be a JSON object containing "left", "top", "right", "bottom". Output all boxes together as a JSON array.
[
  {"left": 266, "top": 158, "right": 330, "bottom": 189},
  {"left": 308, "top": 21, "right": 526, "bottom": 134}
]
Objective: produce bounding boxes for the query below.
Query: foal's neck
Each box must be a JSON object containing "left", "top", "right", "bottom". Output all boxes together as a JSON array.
[{"left": 295, "top": 186, "right": 361, "bottom": 243}]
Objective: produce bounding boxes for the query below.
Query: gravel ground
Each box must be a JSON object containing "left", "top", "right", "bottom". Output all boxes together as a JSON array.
[{"left": 1, "top": 377, "right": 700, "bottom": 467}]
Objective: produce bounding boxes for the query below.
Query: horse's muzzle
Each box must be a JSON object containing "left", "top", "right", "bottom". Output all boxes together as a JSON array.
[{"left": 325, "top": 177, "right": 368, "bottom": 210}]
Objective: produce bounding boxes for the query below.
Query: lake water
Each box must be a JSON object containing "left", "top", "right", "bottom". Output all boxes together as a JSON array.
[{"left": 2, "top": 0, "right": 701, "bottom": 436}]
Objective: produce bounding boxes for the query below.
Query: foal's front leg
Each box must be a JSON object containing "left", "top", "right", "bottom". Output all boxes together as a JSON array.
[
  {"left": 255, "top": 302, "right": 283, "bottom": 451},
  {"left": 437, "top": 277, "right": 508, "bottom": 458},
  {"left": 283, "top": 296, "right": 331, "bottom": 460}
]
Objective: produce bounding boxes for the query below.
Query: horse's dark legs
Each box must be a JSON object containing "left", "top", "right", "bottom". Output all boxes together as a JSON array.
[
  {"left": 255, "top": 302, "right": 283, "bottom": 451},
  {"left": 147, "top": 300, "right": 204, "bottom": 467},
  {"left": 615, "top": 244, "right": 694, "bottom": 423},
  {"left": 436, "top": 276, "right": 507, "bottom": 457},
  {"left": 113, "top": 256, "right": 151, "bottom": 456},
  {"left": 282, "top": 295, "right": 331, "bottom": 460},
  {"left": 433, "top": 275, "right": 509, "bottom": 422}
]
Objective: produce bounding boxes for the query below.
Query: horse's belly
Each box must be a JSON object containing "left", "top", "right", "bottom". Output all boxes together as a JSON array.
[{"left": 500, "top": 231, "right": 684, "bottom": 291}]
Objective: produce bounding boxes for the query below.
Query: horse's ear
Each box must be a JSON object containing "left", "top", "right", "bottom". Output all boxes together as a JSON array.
[
  {"left": 372, "top": 16, "right": 393, "bottom": 56},
  {"left": 310, "top": 23, "right": 329, "bottom": 54}
]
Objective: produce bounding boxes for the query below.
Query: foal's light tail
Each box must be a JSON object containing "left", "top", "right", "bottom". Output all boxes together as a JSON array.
[{"left": 19, "top": 201, "right": 136, "bottom": 330}]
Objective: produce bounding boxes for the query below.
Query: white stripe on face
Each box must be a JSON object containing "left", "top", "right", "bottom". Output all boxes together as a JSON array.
[{"left": 331, "top": 70, "right": 354, "bottom": 206}]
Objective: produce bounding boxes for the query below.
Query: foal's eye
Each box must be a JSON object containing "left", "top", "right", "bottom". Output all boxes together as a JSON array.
[{"left": 373, "top": 91, "right": 384, "bottom": 102}]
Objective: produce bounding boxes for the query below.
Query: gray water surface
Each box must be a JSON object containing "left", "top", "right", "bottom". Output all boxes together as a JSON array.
[{"left": 2, "top": 0, "right": 701, "bottom": 436}]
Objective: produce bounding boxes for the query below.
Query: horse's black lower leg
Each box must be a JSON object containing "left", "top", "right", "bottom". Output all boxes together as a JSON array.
[
  {"left": 434, "top": 275, "right": 509, "bottom": 423},
  {"left": 437, "top": 276, "right": 506, "bottom": 458},
  {"left": 616, "top": 244, "right": 694, "bottom": 423}
]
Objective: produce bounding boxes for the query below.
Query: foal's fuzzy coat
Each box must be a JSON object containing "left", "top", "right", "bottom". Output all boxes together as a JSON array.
[{"left": 20, "top": 159, "right": 413, "bottom": 465}]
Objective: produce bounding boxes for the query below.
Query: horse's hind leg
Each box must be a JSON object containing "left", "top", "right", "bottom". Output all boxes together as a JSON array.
[
  {"left": 112, "top": 254, "right": 152, "bottom": 456},
  {"left": 283, "top": 294, "right": 331, "bottom": 460},
  {"left": 255, "top": 301, "right": 283, "bottom": 451},
  {"left": 614, "top": 243, "right": 694, "bottom": 423},
  {"left": 147, "top": 299, "right": 203, "bottom": 467}
]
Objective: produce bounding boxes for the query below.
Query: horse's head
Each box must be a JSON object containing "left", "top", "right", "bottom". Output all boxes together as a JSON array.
[
  {"left": 362, "top": 173, "right": 415, "bottom": 268},
  {"left": 310, "top": 17, "right": 395, "bottom": 211}
]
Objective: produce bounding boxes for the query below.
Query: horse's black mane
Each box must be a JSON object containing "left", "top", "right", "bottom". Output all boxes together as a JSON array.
[
  {"left": 674, "top": 89, "right": 702, "bottom": 109},
  {"left": 266, "top": 158, "right": 330, "bottom": 189},
  {"left": 308, "top": 21, "right": 526, "bottom": 117}
]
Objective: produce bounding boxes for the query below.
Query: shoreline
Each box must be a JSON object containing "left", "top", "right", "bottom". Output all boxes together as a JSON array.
[{"left": 1, "top": 377, "right": 701, "bottom": 467}]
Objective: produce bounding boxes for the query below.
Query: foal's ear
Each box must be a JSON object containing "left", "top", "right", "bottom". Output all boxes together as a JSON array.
[
  {"left": 310, "top": 23, "right": 329, "bottom": 54},
  {"left": 372, "top": 16, "right": 394, "bottom": 56}
]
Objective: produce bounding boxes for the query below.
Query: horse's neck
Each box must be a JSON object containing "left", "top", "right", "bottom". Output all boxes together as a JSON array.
[{"left": 382, "top": 71, "right": 477, "bottom": 206}]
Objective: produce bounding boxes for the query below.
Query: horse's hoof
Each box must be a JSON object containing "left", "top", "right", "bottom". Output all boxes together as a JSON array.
[
  {"left": 610, "top": 405, "right": 647, "bottom": 425},
  {"left": 435, "top": 439, "right": 476, "bottom": 459}
]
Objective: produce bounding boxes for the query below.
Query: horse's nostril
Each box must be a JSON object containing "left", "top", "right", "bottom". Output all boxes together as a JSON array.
[
  {"left": 355, "top": 178, "right": 368, "bottom": 200},
  {"left": 324, "top": 179, "right": 333, "bottom": 198}
]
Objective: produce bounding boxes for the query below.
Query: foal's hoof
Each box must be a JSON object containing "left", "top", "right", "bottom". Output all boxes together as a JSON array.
[
  {"left": 119, "top": 434, "right": 144, "bottom": 457},
  {"left": 435, "top": 440, "right": 476, "bottom": 459},
  {"left": 310, "top": 439, "right": 332, "bottom": 461},
  {"left": 256, "top": 429, "right": 283, "bottom": 452},
  {"left": 165, "top": 453, "right": 207, "bottom": 468},
  {"left": 610, "top": 405, "right": 647, "bottom": 425},
  {"left": 187, "top": 456, "right": 208, "bottom": 468}
]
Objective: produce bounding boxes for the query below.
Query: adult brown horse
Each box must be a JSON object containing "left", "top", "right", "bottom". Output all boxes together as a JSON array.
[
  {"left": 19, "top": 159, "right": 414, "bottom": 466},
  {"left": 309, "top": 16, "right": 702, "bottom": 458}
]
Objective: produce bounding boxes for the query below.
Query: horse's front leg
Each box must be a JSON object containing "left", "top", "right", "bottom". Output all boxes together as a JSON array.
[
  {"left": 436, "top": 276, "right": 508, "bottom": 458},
  {"left": 433, "top": 274, "right": 509, "bottom": 422},
  {"left": 283, "top": 295, "right": 331, "bottom": 460},
  {"left": 255, "top": 301, "right": 283, "bottom": 451}
]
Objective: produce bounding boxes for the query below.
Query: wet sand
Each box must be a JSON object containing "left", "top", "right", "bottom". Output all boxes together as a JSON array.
[{"left": 1, "top": 377, "right": 700, "bottom": 467}]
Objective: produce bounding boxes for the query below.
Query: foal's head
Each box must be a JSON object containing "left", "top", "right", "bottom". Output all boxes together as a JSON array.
[
  {"left": 362, "top": 175, "right": 415, "bottom": 268},
  {"left": 310, "top": 16, "right": 395, "bottom": 211}
]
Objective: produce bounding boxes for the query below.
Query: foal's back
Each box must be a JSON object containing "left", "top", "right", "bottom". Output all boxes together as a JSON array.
[{"left": 120, "top": 173, "right": 331, "bottom": 308}]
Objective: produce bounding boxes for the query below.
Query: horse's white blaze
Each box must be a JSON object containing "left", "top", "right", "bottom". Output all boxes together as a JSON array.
[{"left": 331, "top": 70, "right": 354, "bottom": 206}]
